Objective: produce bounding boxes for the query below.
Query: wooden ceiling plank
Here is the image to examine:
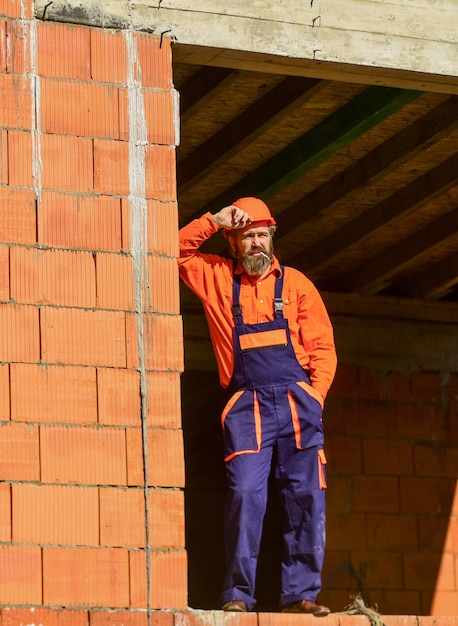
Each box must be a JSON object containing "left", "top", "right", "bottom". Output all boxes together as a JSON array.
[
  {"left": 178, "top": 76, "right": 324, "bottom": 189},
  {"left": 339, "top": 206, "right": 458, "bottom": 293},
  {"left": 403, "top": 251, "right": 458, "bottom": 300},
  {"left": 178, "top": 66, "right": 237, "bottom": 123},
  {"left": 189, "top": 85, "right": 421, "bottom": 221},
  {"left": 275, "top": 95, "right": 458, "bottom": 239},
  {"left": 287, "top": 153, "right": 458, "bottom": 275}
]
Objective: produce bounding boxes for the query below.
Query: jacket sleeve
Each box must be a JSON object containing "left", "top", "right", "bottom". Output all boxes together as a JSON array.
[{"left": 296, "top": 276, "right": 337, "bottom": 400}]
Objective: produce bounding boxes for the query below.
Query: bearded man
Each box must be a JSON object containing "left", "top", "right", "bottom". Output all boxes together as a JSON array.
[{"left": 178, "top": 197, "right": 337, "bottom": 615}]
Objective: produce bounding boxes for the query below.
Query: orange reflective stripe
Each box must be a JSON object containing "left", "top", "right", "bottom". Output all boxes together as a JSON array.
[
  {"left": 318, "top": 449, "right": 327, "bottom": 489},
  {"left": 296, "top": 380, "right": 324, "bottom": 409},
  {"left": 221, "top": 390, "right": 244, "bottom": 428},
  {"left": 254, "top": 390, "right": 262, "bottom": 449},
  {"left": 239, "top": 328, "right": 287, "bottom": 352},
  {"left": 287, "top": 390, "right": 302, "bottom": 449}
]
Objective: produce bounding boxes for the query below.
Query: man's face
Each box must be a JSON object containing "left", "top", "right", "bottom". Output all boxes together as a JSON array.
[{"left": 232, "top": 224, "right": 274, "bottom": 276}]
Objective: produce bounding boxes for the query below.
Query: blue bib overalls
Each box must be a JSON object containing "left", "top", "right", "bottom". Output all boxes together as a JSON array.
[{"left": 219, "top": 268, "right": 328, "bottom": 610}]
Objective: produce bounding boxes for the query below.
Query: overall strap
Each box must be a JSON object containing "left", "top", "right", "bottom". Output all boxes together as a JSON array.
[
  {"left": 274, "top": 266, "right": 285, "bottom": 319},
  {"left": 232, "top": 265, "right": 285, "bottom": 323}
]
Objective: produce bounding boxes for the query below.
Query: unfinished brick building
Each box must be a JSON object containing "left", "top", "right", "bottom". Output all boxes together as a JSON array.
[{"left": 0, "top": 1, "right": 457, "bottom": 625}]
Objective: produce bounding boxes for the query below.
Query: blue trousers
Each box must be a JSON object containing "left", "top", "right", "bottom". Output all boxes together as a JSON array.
[{"left": 219, "top": 385, "right": 327, "bottom": 610}]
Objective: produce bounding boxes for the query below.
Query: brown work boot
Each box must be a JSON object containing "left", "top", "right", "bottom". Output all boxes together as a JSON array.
[
  {"left": 281, "top": 600, "right": 331, "bottom": 616},
  {"left": 222, "top": 600, "right": 248, "bottom": 612}
]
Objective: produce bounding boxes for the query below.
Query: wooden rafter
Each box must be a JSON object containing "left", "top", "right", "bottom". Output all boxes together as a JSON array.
[{"left": 403, "top": 251, "right": 458, "bottom": 300}]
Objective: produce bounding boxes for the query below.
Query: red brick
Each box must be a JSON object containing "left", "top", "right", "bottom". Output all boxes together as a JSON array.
[
  {"left": 400, "top": 476, "right": 454, "bottom": 514},
  {"left": 350, "top": 476, "right": 399, "bottom": 513},
  {"left": 96, "top": 252, "right": 134, "bottom": 310},
  {"left": 430, "top": 592, "right": 458, "bottom": 616},
  {"left": 5, "top": 19, "right": 28, "bottom": 73},
  {"left": 359, "top": 369, "right": 386, "bottom": 400},
  {"left": 363, "top": 438, "right": 414, "bottom": 475},
  {"left": 366, "top": 513, "right": 418, "bottom": 551},
  {"left": 140, "top": 313, "right": 184, "bottom": 371},
  {"left": 135, "top": 33, "right": 172, "bottom": 89},
  {"left": 0, "top": 187, "right": 37, "bottom": 244},
  {"left": 119, "top": 87, "right": 177, "bottom": 146},
  {"left": 145, "top": 255, "right": 179, "bottom": 313},
  {"left": 326, "top": 513, "right": 366, "bottom": 551},
  {"left": 39, "top": 192, "right": 122, "bottom": 251},
  {"left": 145, "top": 144, "right": 177, "bottom": 200},
  {"left": 351, "top": 551, "right": 403, "bottom": 588},
  {"left": 260, "top": 614, "right": 335, "bottom": 626},
  {"left": 414, "top": 444, "right": 458, "bottom": 478},
  {"left": 147, "top": 199, "right": 179, "bottom": 255},
  {"left": 12, "top": 483, "right": 99, "bottom": 545},
  {"left": 377, "top": 593, "right": 422, "bottom": 617},
  {"left": 41, "top": 133, "right": 93, "bottom": 192},
  {"left": 100, "top": 487, "right": 145, "bottom": 547},
  {"left": 404, "top": 552, "right": 455, "bottom": 590},
  {"left": 129, "top": 549, "right": 147, "bottom": 608},
  {"left": 126, "top": 427, "right": 144, "bottom": 487},
  {"left": 343, "top": 400, "right": 393, "bottom": 437},
  {"left": 395, "top": 402, "right": 438, "bottom": 439},
  {"left": 11, "top": 363, "right": 97, "bottom": 424},
  {"left": 148, "top": 489, "right": 185, "bottom": 549},
  {"left": 382, "top": 616, "right": 419, "bottom": 626},
  {"left": 321, "top": 550, "right": 352, "bottom": 589},
  {"left": 10, "top": 246, "right": 96, "bottom": 307},
  {"left": 38, "top": 22, "right": 90, "bottom": 79},
  {"left": 40, "top": 424, "right": 127, "bottom": 485},
  {"left": 147, "top": 429, "right": 185, "bottom": 488},
  {"left": 91, "top": 28, "right": 127, "bottom": 84},
  {"left": 90, "top": 610, "right": 148, "bottom": 626},
  {"left": 411, "top": 372, "right": 444, "bottom": 404},
  {"left": 97, "top": 367, "right": 141, "bottom": 426},
  {"left": 149, "top": 549, "right": 187, "bottom": 609},
  {"left": 328, "top": 364, "right": 359, "bottom": 398},
  {"left": 0, "top": 421, "right": 39, "bottom": 480},
  {"left": 41, "top": 307, "right": 126, "bottom": 367},
  {"left": 0, "top": 545, "right": 42, "bottom": 604},
  {"left": 41, "top": 78, "right": 119, "bottom": 139},
  {"left": 7, "top": 130, "right": 34, "bottom": 187},
  {"left": 0, "top": 482, "right": 11, "bottom": 541},
  {"left": 326, "top": 436, "right": 362, "bottom": 474},
  {"left": 2, "top": 607, "right": 89, "bottom": 626},
  {"left": 418, "top": 514, "right": 453, "bottom": 552},
  {"left": 0, "top": 0, "right": 22, "bottom": 18},
  {"left": 94, "top": 139, "right": 129, "bottom": 196},
  {"left": 43, "top": 547, "right": 130, "bottom": 607},
  {"left": 0, "top": 129, "right": 7, "bottom": 182},
  {"left": 146, "top": 371, "right": 181, "bottom": 428},
  {"left": 387, "top": 373, "right": 411, "bottom": 402},
  {"left": 0, "top": 73, "right": 32, "bottom": 128},
  {"left": 0, "top": 362, "right": 9, "bottom": 420},
  {"left": 326, "top": 476, "right": 351, "bottom": 514},
  {"left": 0, "top": 303, "right": 39, "bottom": 361}
]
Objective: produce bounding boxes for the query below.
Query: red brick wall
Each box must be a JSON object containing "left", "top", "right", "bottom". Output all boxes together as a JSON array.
[{"left": 0, "top": 1, "right": 186, "bottom": 618}]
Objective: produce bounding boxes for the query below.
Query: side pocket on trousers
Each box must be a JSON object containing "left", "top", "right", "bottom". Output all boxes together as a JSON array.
[{"left": 221, "top": 389, "right": 261, "bottom": 462}]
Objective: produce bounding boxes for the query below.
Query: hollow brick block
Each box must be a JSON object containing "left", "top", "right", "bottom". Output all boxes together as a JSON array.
[
  {"left": 90, "top": 610, "right": 148, "bottom": 626},
  {"left": 400, "top": 476, "right": 454, "bottom": 514},
  {"left": 119, "top": 87, "right": 177, "bottom": 145},
  {"left": 38, "top": 21, "right": 91, "bottom": 80},
  {"left": 41, "top": 307, "right": 126, "bottom": 367},
  {"left": 0, "top": 74, "right": 32, "bottom": 129},
  {"left": 126, "top": 313, "right": 183, "bottom": 371},
  {"left": 0, "top": 482, "right": 11, "bottom": 541},
  {"left": 94, "top": 139, "right": 130, "bottom": 196},
  {"left": 362, "top": 438, "right": 414, "bottom": 476},
  {"left": 0, "top": 129, "right": 7, "bottom": 182},
  {"left": 147, "top": 429, "right": 185, "bottom": 488},
  {"left": 135, "top": 33, "right": 172, "bottom": 89},
  {"left": 126, "top": 427, "right": 145, "bottom": 487},
  {"left": 96, "top": 252, "right": 134, "bottom": 311},
  {"left": 5, "top": 19, "right": 29, "bottom": 74},
  {"left": 0, "top": 187, "right": 37, "bottom": 245},
  {"left": 350, "top": 475, "right": 399, "bottom": 513},
  {"left": 2, "top": 607, "right": 89, "bottom": 626},
  {"left": 41, "top": 78, "right": 119, "bottom": 139},
  {"left": 7, "top": 130, "right": 33, "bottom": 187},
  {"left": 0, "top": 304, "right": 40, "bottom": 362},
  {"left": 145, "top": 255, "right": 180, "bottom": 314},
  {"left": 100, "top": 487, "right": 145, "bottom": 548},
  {"left": 129, "top": 549, "right": 147, "bottom": 609},
  {"left": 43, "top": 547, "right": 130, "bottom": 607},
  {"left": 326, "top": 512, "right": 367, "bottom": 551},
  {"left": 39, "top": 191, "right": 122, "bottom": 251},
  {"left": 121, "top": 199, "right": 179, "bottom": 256},
  {"left": 366, "top": 513, "right": 418, "bottom": 552},
  {"left": 11, "top": 363, "right": 97, "bottom": 424},
  {"left": 430, "top": 592, "right": 458, "bottom": 617},
  {"left": 0, "top": 545, "right": 42, "bottom": 604},
  {"left": 40, "top": 133, "right": 93, "bottom": 192},
  {"left": 351, "top": 551, "right": 403, "bottom": 589},
  {"left": 12, "top": 483, "right": 99, "bottom": 545},
  {"left": 0, "top": 421, "right": 39, "bottom": 481},
  {"left": 10, "top": 246, "right": 97, "bottom": 307},
  {"left": 98, "top": 367, "right": 141, "bottom": 426},
  {"left": 404, "top": 552, "right": 455, "bottom": 591},
  {"left": 148, "top": 489, "right": 185, "bottom": 549},
  {"left": 0, "top": 245, "right": 9, "bottom": 302},
  {"left": 40, "top": 424, "right": 127, "bottom": 485},
  {"left": 145, "top": 145, "right": 177, "bottom": 200},
  {"left": 0, "top": 0, "right": 22, "bottom": 18},
  {"left": 91, "top": 28, "right": 127, "bottom": 84},
  {"left": 0, "top": 362, "right": 9, "bottom": 420},
  {"left": 146, "top": 371, "right": 181, "bottom": 428},
  {"left": 149, "top": 549, "right": 187, "bottom": 609}
]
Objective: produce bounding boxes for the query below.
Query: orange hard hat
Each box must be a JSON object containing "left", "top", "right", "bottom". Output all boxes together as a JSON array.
[{"left": 231, "top": 197, "right": 276, "bottom": 226}]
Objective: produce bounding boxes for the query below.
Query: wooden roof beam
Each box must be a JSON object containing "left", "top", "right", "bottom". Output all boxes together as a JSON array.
[
  {"left": 178, "top": 66, "right": 237, "bottom": 123},
  {"left": 399, "top": 252, "right": 458, "bottom": 301}
]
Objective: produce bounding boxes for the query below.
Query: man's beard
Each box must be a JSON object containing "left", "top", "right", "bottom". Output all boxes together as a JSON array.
[{"left": 237, "top": 246, "right": 273, "bottom": 276}]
